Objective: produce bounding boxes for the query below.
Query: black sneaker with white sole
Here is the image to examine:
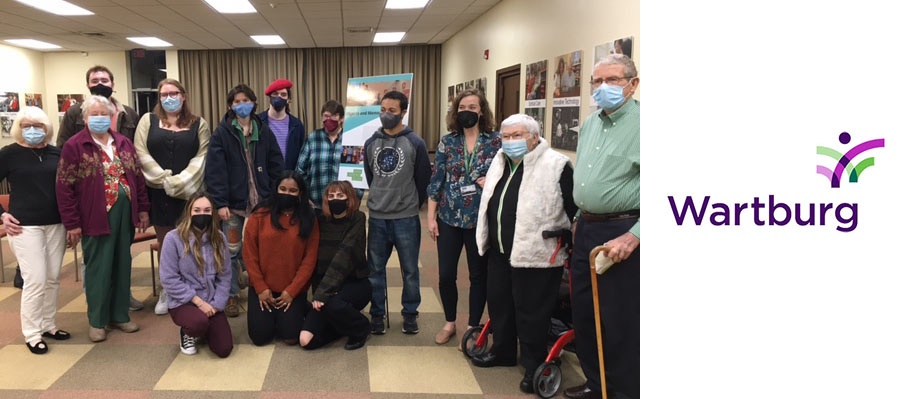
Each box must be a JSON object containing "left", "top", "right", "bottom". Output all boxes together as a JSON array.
[
  {"left": 370, "top": 316, "right": 386, "bottom": 335},
  {"left": 180, "top": 328, "right": 197, "bottom": 355},
  {"left": 402, "top": 314, "right": 419, "bottom": 334}
]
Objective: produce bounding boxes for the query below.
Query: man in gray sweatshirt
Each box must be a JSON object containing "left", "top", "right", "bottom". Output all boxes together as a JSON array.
[{"left": 364, "top": 91, "right": 431, "bottom": 335}]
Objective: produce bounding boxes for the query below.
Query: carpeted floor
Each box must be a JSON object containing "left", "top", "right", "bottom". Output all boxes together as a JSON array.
[{"left": 0, "top": 210, "right": 584, "bottom": 398}]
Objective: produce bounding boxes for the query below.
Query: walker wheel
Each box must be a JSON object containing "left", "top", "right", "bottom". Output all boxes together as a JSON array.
[
  {"left": 533, "top": 362, "right": 562, "bottom": 399},
  {"left": 461, "top": 325, "right": 487, "bottom": 358}
]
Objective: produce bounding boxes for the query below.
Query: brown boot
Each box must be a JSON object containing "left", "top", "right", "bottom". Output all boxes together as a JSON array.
[{"left": 225, "top": 296, "right": 240, "bottom": 317}]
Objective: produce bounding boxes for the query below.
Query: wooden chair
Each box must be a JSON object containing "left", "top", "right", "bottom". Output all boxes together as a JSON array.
[
  {"left": 0, "top": 194, "right": 8, "bottom": 283},
  {"left": 133, "top": 231, "right": 158, "bottom": 296}
]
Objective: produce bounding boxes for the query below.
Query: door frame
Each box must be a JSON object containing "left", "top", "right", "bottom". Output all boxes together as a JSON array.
[{"left": 495, "top": 64, "right": 521, "bottom": 124}]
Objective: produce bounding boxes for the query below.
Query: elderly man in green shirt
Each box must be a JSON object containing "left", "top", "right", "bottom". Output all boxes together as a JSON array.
[{"left": 565, "top": 54, "right": 640, "bottom": 399}]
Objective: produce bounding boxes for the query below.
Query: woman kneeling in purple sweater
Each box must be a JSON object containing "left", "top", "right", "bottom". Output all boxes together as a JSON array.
[{"left": 160, "top": 192, "right": 233, "bottom": 357}]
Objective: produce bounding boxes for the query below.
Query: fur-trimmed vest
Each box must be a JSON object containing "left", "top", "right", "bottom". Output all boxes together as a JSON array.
[{"left": 476, "top": 138, "right": 572, "bottom": 268}]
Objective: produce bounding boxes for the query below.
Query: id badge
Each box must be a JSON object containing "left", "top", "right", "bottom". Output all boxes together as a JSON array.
[{"left": 460, "top": 184, "right": 477, "bottom": 196}]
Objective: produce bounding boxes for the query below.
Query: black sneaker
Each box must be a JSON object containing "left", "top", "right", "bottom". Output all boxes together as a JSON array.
[
  {"left": 402, "top": 314, "right": 419, "bottom": 334},
  {"left": 180, "top": 328, "right": 197, "bottom": 355},
  {"left": 370, "top": 316, "right": 386, "bottom": 335}
]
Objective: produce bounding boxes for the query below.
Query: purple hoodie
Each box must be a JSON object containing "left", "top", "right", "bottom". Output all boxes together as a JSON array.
[{"left": 159, "top": 229, "right": 232, "bottom": 311}]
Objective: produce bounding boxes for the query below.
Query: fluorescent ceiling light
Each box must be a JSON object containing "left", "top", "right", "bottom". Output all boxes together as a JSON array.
[
  {"left": 4, "top": 39, "right": 61, "bottom": 49},
  {"left": 14, "top": 0, "right": 93, "bottom": 16},
  {"left": 385, "top": 0, "right": 429, "bottom": 9},
  {"left": 127, "top": 37, "right": 173, "bottom": 47},
  {"left": 374, "top": 32, "right": 405, "bottom": 43},
  {"left": 251, "top": 35, "right": 285, "bottom": 45},
  {"left": 203, "top": 0, "right": 256, "bottom": 14}
]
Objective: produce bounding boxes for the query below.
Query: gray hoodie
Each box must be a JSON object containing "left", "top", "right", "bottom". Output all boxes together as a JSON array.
[{"left": 363, "top": 126, "right": 431, "bottom": 219}]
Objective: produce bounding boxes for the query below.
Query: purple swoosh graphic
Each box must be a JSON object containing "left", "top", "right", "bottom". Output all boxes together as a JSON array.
[
  {"left": 832, "top": 139, "right": 885, "bottom": 188},
  {"left": 817, "top": 165, "right": 834, "bottom": 181}
]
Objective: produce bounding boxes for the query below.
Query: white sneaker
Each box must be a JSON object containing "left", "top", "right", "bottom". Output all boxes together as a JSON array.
[
  {"left": 155, "top": 290, "right": 168, "bottom": 315},
  {"left": 180, "top": 328, "right": 197, "bottom": 355}
]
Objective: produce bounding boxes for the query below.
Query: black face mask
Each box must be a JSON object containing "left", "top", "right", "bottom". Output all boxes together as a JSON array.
[
  {"left": 456, "top": 110, "right": 479, "bottom": 129},
  {"left": 275, "top": 193, "right": 298, "bottom": 209},
  {"left": 191, "top": 214, "right": 212, "bottom": 230},
  {"left": 271, "top": 96, "right": 287, "bottom": 112},
  {"left": 328, "top": 199, "right": 348, "bottom": 215},
  {"left": 89, "top": 84, "right": 113, "bottom": 98}
]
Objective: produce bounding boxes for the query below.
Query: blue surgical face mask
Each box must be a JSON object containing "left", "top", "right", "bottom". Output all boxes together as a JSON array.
[
  {"left": 88, "top": 116, "right": 111, "bottom": 133},
  {"left": 502, "top": 139, "right": 529, "bottom": 160},
  {"left": 232, "top": 102, "right": 254, "bottom": 118},
  {"left": 23, "top": 126, "right": 46, "bottom": 145},
  {"left": 161, "top": 96, "right": 182, "bottom": 113},
  {"left": 593, "top": 82, "right": 627, "bottom": 111}
]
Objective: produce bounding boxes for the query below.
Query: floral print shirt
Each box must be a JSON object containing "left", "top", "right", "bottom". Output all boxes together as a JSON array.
[
  {"left": 427, "top": 131, "right": 501, "bottom": 229},
  {"left": 100, "top": 145, "right": 131, "bottom": 211}
]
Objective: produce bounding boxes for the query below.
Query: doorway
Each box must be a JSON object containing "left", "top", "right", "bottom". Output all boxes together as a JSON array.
[{"left": 495, "top": 64, "right": 521, "bottom": 125}]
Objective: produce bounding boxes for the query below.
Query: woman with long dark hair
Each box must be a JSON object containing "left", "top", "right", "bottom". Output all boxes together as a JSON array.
[{"left": 243, "top": 170, "right": 319, "bottom": 346}]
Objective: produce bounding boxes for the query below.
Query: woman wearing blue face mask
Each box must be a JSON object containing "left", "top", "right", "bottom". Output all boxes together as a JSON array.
[
  {"left": 56, "top": 95, "right": 151, "bottom": 343},
  {"left": 0, "top": 106, "right": 66, "bottom": 354},
  {"left": 134, "top": 78, "right": 211, "bottom": 315},
  {"left": 205, "top": 84, "right": 285, "bottom": 318},
  {"left": 472, "top": 114, "right": 578, "bottom": 394}
]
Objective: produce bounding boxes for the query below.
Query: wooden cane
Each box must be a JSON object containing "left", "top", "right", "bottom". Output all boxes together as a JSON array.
[{"left": 589, "top": 245, "right": 611, "bottom": 399}]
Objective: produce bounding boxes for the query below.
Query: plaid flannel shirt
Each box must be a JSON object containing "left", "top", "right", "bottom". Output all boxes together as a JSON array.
[{"left": 296, "top": 128, "right": 363, "bottom": 206}]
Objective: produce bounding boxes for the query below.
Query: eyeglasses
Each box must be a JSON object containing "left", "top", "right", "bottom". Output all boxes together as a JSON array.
[
  {"left": 20, "top": 123, "right": 43, "bottom": 129},
  {"left": 591, "top": 76, "right": 632, "bottom": 86},
  {"left": 501, "top": 132, "right": 530, "bottom": 140},
  {"left": 160, "top": 91, "right": 181, "bottom": 98}
]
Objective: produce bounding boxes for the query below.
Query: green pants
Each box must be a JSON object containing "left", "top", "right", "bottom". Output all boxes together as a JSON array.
[{"left": 82, "top": 187, "right": 135, "bottom": 328}]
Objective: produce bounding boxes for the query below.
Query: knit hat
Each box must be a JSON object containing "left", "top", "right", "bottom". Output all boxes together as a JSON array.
[{"left": 265, "top": 79, "right": 293, "bottom": 96}]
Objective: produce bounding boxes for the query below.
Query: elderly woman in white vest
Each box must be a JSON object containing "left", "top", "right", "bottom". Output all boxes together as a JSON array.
[{"left": 471, "top": 113, "right": 578, "bottom": 394}]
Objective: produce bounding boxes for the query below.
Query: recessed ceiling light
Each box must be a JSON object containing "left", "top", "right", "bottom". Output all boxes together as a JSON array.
[
  {"left": 203, "top": 0, "right": 256, "bottom": 14},
  {"left": 127, "top": 37, "right": 173, "bottom": 47},
  {"left": 374, "top": 32, "right": 405, "bottom": 43},
  {"left": 251, "top": 35, "right": 285, "bottom": 45},
  {"left": 4, "top": 39, "right": 61, "bottom": 49},
  {"left": 14, "top": 0, "right": 93, "bottom": 16},
  {"left": 385, "top": 0, "right": 429, "bottom": 9}
]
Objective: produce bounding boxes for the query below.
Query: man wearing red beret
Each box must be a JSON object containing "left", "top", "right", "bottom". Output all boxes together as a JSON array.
[{"left": 258, "top": 78, "right": 306, "bottom": 171}]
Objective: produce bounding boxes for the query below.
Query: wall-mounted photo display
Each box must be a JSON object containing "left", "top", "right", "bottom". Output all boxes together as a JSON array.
[
  {"left": 551, "top": 50, "right": 582, "bottom": 151},
  {"left": 591, "top": 35, "right": 635, "bottom": 110},
  {"left": 25, "top": 93, "right": 43, "bottom": 109},
  {"left": 0, "top": 92, "right": 20, "bottom": 113},
  {"left": 525, "top": 60, "right": 548, "bottom": 136},
  {"left": 1, "top": 113, "right": 15, "bottom": 138},
  {"left": 57, "top": 94, "right": 84, "bottom": 113}
]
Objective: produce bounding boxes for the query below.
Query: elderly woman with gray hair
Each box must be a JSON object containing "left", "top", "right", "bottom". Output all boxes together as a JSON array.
[
  {"left": 0, "top": 106, "right": 67, "bottom": 354},
  {"left": 471, "top": 114, "right": 578, "bottom": 394},
  {"left": 56, "top": 95, "right": 150, "bottom": 342}
]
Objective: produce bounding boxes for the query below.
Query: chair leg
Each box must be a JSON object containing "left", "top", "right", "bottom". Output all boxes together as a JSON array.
[
  {"left": 385, "top": 289, "right": 390, "bottom": 329},
  {"left": 150, "top": 248, "right": 157, "bottom": 297},
  {"left": 1, "top": 239, "right": 6, "bottom": 283}
]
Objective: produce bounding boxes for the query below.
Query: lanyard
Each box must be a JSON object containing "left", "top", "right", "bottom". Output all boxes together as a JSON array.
[
  {"left": 495, "top": 157, "right": 522, "bottom": 254},
  {"left": 463, "top": 136, "right": 480, "bottom": 177}
]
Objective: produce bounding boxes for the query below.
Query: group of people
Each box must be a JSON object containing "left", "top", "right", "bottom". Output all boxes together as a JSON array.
[{"left": 0, "top": 53, "right": 640, "bottom": 399}]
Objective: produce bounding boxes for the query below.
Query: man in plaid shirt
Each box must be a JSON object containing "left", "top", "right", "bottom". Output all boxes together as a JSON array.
[{"left": 296, "top": 100, "right": 363, "bottom": 206}]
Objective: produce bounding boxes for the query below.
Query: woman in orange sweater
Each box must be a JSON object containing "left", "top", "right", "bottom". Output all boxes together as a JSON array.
[{"left": 243, "top": 170, "right": 319, "bottom": 346}]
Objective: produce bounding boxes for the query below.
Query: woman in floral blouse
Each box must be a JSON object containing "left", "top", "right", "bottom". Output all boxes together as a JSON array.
[
  {"left": 426, "top": 89, "right": 501, "bottom": 347},
  {"left": 56, "top": 95, "right": 150, "bottom": 343}
]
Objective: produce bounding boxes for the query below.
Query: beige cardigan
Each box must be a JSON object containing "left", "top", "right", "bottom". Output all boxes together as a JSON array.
[{"left": 133, "top": 113, "right": 210, "bottom": 200}]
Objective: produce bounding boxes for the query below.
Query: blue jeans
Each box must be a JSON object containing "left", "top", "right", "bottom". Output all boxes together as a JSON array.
[
  {"left": 367, "top": 216, "right": 421, "bottom": 317},
  {"left": 221, "top": 214, "right": 245, "bottom": 296}
]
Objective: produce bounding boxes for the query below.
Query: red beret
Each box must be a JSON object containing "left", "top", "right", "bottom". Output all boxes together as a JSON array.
[{"left": 265, "top": 79, "right": 293, "bottom": 96}]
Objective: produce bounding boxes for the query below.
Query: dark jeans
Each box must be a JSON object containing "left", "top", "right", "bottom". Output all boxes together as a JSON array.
[
  {"left": 247, "top": 287, "right": 308, "bottom": 345},
  {"left": 571, "top": 218, "right": 640, "bottom": 399},
  {"left": 486, "top": 248, "right": 563, "bottom": 375},
  {"left": 367, "top": 216, "right": 421, "bottom": 317},
  {"left": 169, "top": 303, "right": 233, "bottom": 358},
  {"left": 436, "top": 219, "right": 487, "bottom": 326},
  {"left": 301, "top": 278, "right": 372, "bottom": 350}
]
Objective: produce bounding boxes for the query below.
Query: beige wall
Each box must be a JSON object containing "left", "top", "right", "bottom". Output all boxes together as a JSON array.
[
  {"left": 165, "top": 50, "right": 180, "bottom": 81},
  {"left": 0, "top": 43, "right": 46, "bottom": 146},
  {"left": 42, "top": 51, "right": 131, "bottom": 142},
  {"left": 441, "top": 0, "right": 639, "bottom": 156}
]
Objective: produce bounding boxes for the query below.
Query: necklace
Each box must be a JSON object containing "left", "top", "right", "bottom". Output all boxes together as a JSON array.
[{"left": 30, "top": 147, "right": 45, "bottom": 162}]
